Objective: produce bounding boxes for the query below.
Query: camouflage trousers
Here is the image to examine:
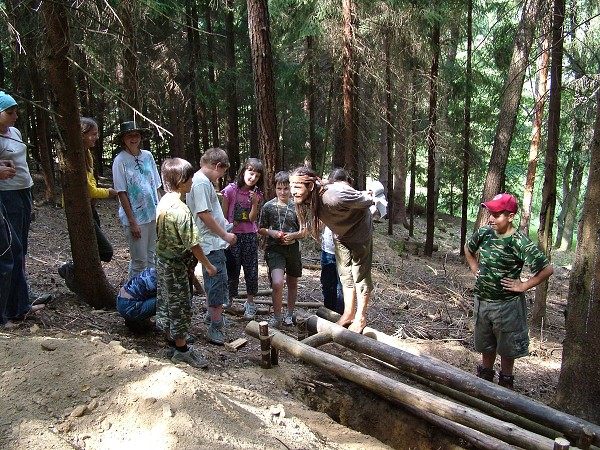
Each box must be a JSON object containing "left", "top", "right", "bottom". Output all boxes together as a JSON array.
[{"left": 156, "top": 260, "right": 193, "bottom": 341}]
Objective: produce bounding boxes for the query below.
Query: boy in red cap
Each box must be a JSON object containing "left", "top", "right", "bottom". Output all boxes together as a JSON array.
[{"left": 464, "top": 193, "right": 554, "bottom": 389}]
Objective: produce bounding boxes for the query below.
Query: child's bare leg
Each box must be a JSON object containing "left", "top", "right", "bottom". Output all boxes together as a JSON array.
[
  {"left": 500, "top": 357, "right": 515, "bottom": 375},
  {"left": 209, "top": 304, "right": 223, "bottom": 321},
  {"left": 337, "top": 286, "right": 356, "bottom": 326},
  {"left": 270, "top": 268, "right": 285, "bottom": 316},
  {"left": 174, "top": 337, "right": 186, "bottom": 347},
  {"left": 286, "top": 274, "right": 298, "bottom": 313},
  {"left": 348, "top": 292, "right": 369, "bottom": 333},
  {"left": 482, "top": 351, "right": 496, "bottom": 369}
]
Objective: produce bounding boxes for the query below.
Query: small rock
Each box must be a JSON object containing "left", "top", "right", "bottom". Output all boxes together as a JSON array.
[
  {"left": 52, "top": 370, "right": 61, "bottom": 377},
  {"left": 87, "top": 399, "right": 99, "bottom": 411},
  {"left": 100, "top": 420, "right": 112, "bottom": 432},
  {"left": 29, "top": 324, "right": 40, "bottom": 334},
  {"left": 89, "top": 389, "right": 98, "bottom": 398},
  {"left": 70, "top": 405, "right": 87, "bottom": 418},
  {"left": 57, "top": 421, "right": 72, "bottom": 433},
  {"left": 41, "top": 340, "right": 59, "bottom": 351},
  {"left": 162, "top": 403, "right": 173, "bottom": 418}
]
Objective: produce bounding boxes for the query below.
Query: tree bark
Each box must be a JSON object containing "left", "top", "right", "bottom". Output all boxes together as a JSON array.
[
  {"left": 408, "top": 69, "right": 417, "bottom": 237},
  {"left": 205, "top": 2, "right": 220, "bottom": 148},
  {"left": 247, "top": 0, "right": 279, "bottom": 198},
  {"left": 342, "top": 0, "right": 356, "bottom": 178},
  {"left": 224, "top": 0, "right": 241, "bottom": 177},
  {"left": 119, "top": 0, "right": 141, "bottom": 116},
  {"left": 305, "top": 36, "right": 318, "bottom": 170},
  {"left": 474, "top": 0, "right": 543, "bottom": 230},
  {"left": 186, "top": 0, "right": 202, "bottom": 168},
  {"left": 41, "top": 0, "right": 115, "bottom": 308},
  {"left": 532, "top": 0, "right": 564, "bottom": 327},
  {"left": 555, "top": 89, "right": 600, "bottom": 425},
  {"left": 425, "top": 8, "right": 440, "bottom": 257}
]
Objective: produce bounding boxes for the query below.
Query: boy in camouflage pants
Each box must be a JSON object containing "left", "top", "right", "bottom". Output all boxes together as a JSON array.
[
  {"left": 464, "top": 193, "right": 553, "bottom": 389},
  {"left": 156, "top": 158, "right": 216, "bottom": 369}
]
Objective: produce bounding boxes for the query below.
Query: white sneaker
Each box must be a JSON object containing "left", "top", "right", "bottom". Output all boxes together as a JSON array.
[
  {"left": 283, "top": 311, "right": 294, "bottom": 326},
  {"left": 243, "top": 301, "right": 257, "bottom": 320}
]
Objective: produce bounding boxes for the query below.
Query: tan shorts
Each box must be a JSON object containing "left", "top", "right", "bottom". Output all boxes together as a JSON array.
[
  {"left": 334, "top": 238, "right": 373, "bottom": 296},
  {"left": 473, "top": 295, "right": 529, "bottom": 359}
]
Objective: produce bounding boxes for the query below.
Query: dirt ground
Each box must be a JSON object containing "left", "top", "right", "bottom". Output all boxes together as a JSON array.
[{"left": 0, "top": 173, "right": 571, "bottom": 449}]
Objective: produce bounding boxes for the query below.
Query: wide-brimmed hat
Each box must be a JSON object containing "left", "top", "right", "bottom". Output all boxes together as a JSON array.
[{"left": 114, "top": 121, "right": 152, "bottom": 144}]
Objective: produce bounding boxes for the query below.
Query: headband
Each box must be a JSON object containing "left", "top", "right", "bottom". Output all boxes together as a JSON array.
[{"left": 289, "top": 175, "right": 316, "bottom": 184}]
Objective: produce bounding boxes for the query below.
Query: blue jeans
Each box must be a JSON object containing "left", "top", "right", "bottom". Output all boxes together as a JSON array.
[
  {"left": 203, "top": 250, "right": 228, "bottom": 307},
  {"left": 116, "top": 295, "right": 156, "bottom": 322},
  {"left": 320, "top": 251, "right": 344, "bottom": 314}
]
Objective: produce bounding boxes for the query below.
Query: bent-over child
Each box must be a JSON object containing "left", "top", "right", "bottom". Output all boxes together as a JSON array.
[
  {"left": 258, "top": 171, "right": 305, "bottom": 328},
  {"left": 116, "top": 267, "right": 158, "bottom": 332},
  {"left": 464, "top": 193, "right": 553, "bottom": 389},
  {"left": 156, "top": 158, "right": 216, "bottom": 369},
  {"left": 186, "top": 148, "right": 237, "bottom": 345}
]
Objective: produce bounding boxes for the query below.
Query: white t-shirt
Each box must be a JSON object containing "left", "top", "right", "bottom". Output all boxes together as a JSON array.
[
  {"left": 186, "top": 170, "right": 228, "bottom": 254},
  {"left": 0, "top": 127, "right": 33, "bottom": 190},
  {"left": 112, "top": 149, "right": 161, "bottom": 226}
]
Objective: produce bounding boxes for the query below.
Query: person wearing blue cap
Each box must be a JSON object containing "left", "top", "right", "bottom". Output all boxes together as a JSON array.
[{"left": 0, "top": 90, "right": 46, "bottom": 326}]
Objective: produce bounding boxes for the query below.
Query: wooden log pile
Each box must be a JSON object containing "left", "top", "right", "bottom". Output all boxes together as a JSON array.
[{"left": 245, "top": 311, "right": 600, "bottom": 450}]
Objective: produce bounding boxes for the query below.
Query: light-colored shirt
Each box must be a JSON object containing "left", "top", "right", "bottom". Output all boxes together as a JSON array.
[
  {"left": 186, "top": 170, "right": 228, "bottom": 253},
  {"left": 0, "top": 127, "right": 33, "bottom": 190},
  {"left": 112, "top": 149, "right": 161, "bottom": 226}
]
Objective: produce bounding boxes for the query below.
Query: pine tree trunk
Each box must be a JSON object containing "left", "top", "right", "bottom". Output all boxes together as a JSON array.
[
  {"left": 186, "top": 0, "right": 202, "bottom": 168},
  {"left": 119, "top": 0, "right": 140, "bottom": 116},
  {"left": 408, "top": 69, "right": 417, "bottom": 237},
  {"left": 532, "top": 0, "right": 564, "bottom": 327},
  {"left": 425, "top": 9, "right": 440, "bottom": 257},
  {"left": 474, "top": 0, "right": 543, "bottom": 231},
  {"left": 306, "top": 36, "right": 318, "bottom": 170},
  {"left": 225, "top": 0, "right": 241, "bottom": 177},
  {"left": 247, "top": 0, "right": 279, "bottom": 198},
  {"left": 205, "top": 2, "right": 220, "bottom": 147},
  {"left": 555, "top": 89, "right": 600, "bottom": 424},
  {"left": 342, "top": 0, "right": 356, "bottom": 178},
  {"left": 41, "top": 0, "right": 115, "bottom": 308}
]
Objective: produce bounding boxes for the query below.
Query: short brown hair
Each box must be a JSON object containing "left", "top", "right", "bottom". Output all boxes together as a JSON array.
[
  {"left": 200, "top": 147, "right": 230, "bottom": 168},
  {"left": 274, "top": 171, "right": 290, "bottom": 185},
  {"left": 161, "top": 158, "right": 194, "bottom": 192}
]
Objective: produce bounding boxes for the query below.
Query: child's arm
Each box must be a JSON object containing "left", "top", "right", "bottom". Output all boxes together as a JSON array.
[
  {"left": 197, "top": 211, "right": 237, "bottom": 245},
  {"left": 118, "top": 192, "right": 141, "bottom": 239},
  {"left": 500, "top": 264, "right": 554, "bottom": 293},
  {"left": 464, "top": 244, "right": 479, "bottom": 277},
  {"left": 249, "top": 189, "right": 260, "bottom": 223},
  {"left": 191, "top": 244, "right": 217, "bottom": 277},
  {"left": 221, "top": 195, "right": 230, "bottom": 220}
]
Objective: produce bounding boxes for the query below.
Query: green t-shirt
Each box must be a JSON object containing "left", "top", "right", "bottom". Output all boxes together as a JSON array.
[
  {"left": 466, "top": 226, "right": 550, "bottom": 302},
  {"left": 156, "top": 192, "right": 202, "bottom": 269}
]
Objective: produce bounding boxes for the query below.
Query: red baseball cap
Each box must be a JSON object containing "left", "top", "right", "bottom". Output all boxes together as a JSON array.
[{"left": 481, "top": 193, "right": 518, "bottom": 213}]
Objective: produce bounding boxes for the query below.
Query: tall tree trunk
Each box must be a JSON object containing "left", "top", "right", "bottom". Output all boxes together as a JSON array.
[
  {"left": 224, "top": 0, "right": 240, "bottom": 178},
  {"left": 384, "top": 30, "right": 394, "bottom": 235},
  {"left": 41, "top": 0, "right": 114, "bottom": 308},
  {"left": 532, "top": 0, "right": 564, "bottom": 327},
  {"left": 474, "top": 0, "right": 543, "bottom": 231},
  {"left": 205, "top": 2, "right": 220, "bottom": 147},
  {"left": 559, "top": 156, "right": 583, "bottom": 251},
  {"left": 342, "top": 0, "right": 356, "bottom": 179},
  {"left": 425, "top": 8, "right": 440, "bottom": 257},
  {"left": 305, "top": 36, "right": 318, "bottom": 170},
  {"left": 119, "top": 0, "right": 140, "bottom": 117},
  {"left": 247, "top": 0, "right": 279, "bottom": 198},
  {"left": 408, "top": 69, "right": 417, "bottom": 237},
  {"left": 186, "top": 0, "right": 202, "bottom": 168},
  {"left": 555, "top": 89, "right": 600, "bottom": 424},
  {"left": 460, "top": 0, "right": 473, "bottom": 256},
  {"left": 520, "top": 20, "right": 551, "bottom": 235}
]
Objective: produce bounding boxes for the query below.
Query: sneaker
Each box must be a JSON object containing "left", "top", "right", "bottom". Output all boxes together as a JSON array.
[
  {"left": 243, "top": 301, "right": 257, "bottom": 320},
  {"left": 58, "top": 262, "right": 77, "bottom": 292},
  {"left": 283, "top": 311, "right": 294, "bottom": 326},
  {"left": 498, "top": 372, "right": 515, "bottom": 389},
  {"left": 268, "top": 315, "right": 283, "bottom": 329},
  {"left": 171, "top": 346, "right": 209, "bottom": 369},
  {"left": 207, "top": 322, "right": 225, "bottom": 345},
  {"left": 204, "top": 312, "right": 234, "bottom": 326},
  {"left": 476, "top": 365, "right": 496, "bottom": 382}
]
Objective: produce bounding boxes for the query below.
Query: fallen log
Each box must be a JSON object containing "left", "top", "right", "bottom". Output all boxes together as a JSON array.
[
  {"left": 230, "top": 296, "right": 323, "bottom": 308},
  {"left": 310, "top": 309, "right": 600, "bottom": 447},
  {"left": 245, "top": 321, "right": 556, "bottom": 450}
]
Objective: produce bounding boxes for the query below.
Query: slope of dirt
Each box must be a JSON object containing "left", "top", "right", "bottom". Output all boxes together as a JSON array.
[{"left": 0, "top": 173, "right": 571, "bottom": 449}]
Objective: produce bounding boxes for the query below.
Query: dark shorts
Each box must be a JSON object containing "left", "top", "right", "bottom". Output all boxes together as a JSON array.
[
  {"left": 265, "top": 242, "right": 302, "bottom": 278},
  {"left": 473, "top": 295, "right": 529, "bottom": 359}
]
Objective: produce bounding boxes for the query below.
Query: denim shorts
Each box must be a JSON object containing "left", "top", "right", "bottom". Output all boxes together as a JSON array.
[
  {"left": 202, "top": 249, "right": 229, "bottom": 307},
  {"left": 473, "top": 295, "right": 529, "bottom": 359}
]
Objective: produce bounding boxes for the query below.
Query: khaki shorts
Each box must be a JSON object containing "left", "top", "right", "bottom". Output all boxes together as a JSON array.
[
  {"left": 473, "top": 295, "right": 529, "bottom": 359},
  {"left": 334, "top": 238, "right": 373, "bottom": 296},
  {"left": 265, "top": 242, "right": 302, "bottom": 277}
]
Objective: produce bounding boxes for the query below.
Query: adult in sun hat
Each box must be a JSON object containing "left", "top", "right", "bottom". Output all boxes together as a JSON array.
[
  {"left": 0, "top": 91, "right": 51, "bottom": 326},
  {"left": 464, "top": 193, "right": 554, "bottom": 389},
  {"left": 111, "top": 120, "right": 161, "bottom": 280}
]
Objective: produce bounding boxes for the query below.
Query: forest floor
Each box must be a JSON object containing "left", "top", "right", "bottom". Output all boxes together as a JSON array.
[{"left": 0, "top": 172, "right": 573, "bottom": 450}]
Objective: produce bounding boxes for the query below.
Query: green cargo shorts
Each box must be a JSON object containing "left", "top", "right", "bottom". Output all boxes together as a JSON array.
[
  {"left": 265, "top": 242, "right": 302, "bottom": 277},
  {"left": 473, "top": 295, "right": 529, "bottom": 359}
]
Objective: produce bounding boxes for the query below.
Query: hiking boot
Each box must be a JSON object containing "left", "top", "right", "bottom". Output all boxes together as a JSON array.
[
  {"left": 243, "top": 301, "right": 257, "bottom": 320},
  {"left": 171, "top": 346, "right": 209, "bottom": 369},
  {"left": 268, "top": 315, "right": 283, "bottom": 329},
  {"left": 498, "top": 372, "right": 515, "bottom": 389},
  {"left": 207, "top": 321, "right": 225, "bottom": 345},
  {"left": 283, "top": 311, "right": 294, "bottom": 326},
  {"left": 204, "top": 312, "right": 234, "bottom": 326},
  {"left": 58, "top": 262, "right": 77, "bottom": 292},
  {"left": 476, "top": 365, "right": 496, "bottom": 382}
]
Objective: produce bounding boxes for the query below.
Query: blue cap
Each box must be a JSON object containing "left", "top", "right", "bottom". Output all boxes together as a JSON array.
[{"left": 0, "top": 91, "right": 17, "bottom": 113}]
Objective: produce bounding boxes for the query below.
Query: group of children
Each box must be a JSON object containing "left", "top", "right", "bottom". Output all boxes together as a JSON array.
[{"left": 55, "top": 117, "right": 554, "bottom": 386}]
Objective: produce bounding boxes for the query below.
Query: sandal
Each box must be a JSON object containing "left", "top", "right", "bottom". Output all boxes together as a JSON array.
[{"left": 31, "top": 294, "right": 54, "bottom": 306}]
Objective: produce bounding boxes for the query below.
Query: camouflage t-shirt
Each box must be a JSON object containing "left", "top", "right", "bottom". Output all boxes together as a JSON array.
[
  {"left": 259, "top": 198, "right": 300, "bottom": 248},
  {"left": 156, "top": 192, "right": 202, "bottom": 269},
  {"left": 466, "top": 225, "right": 550, "bottom": 302}
]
